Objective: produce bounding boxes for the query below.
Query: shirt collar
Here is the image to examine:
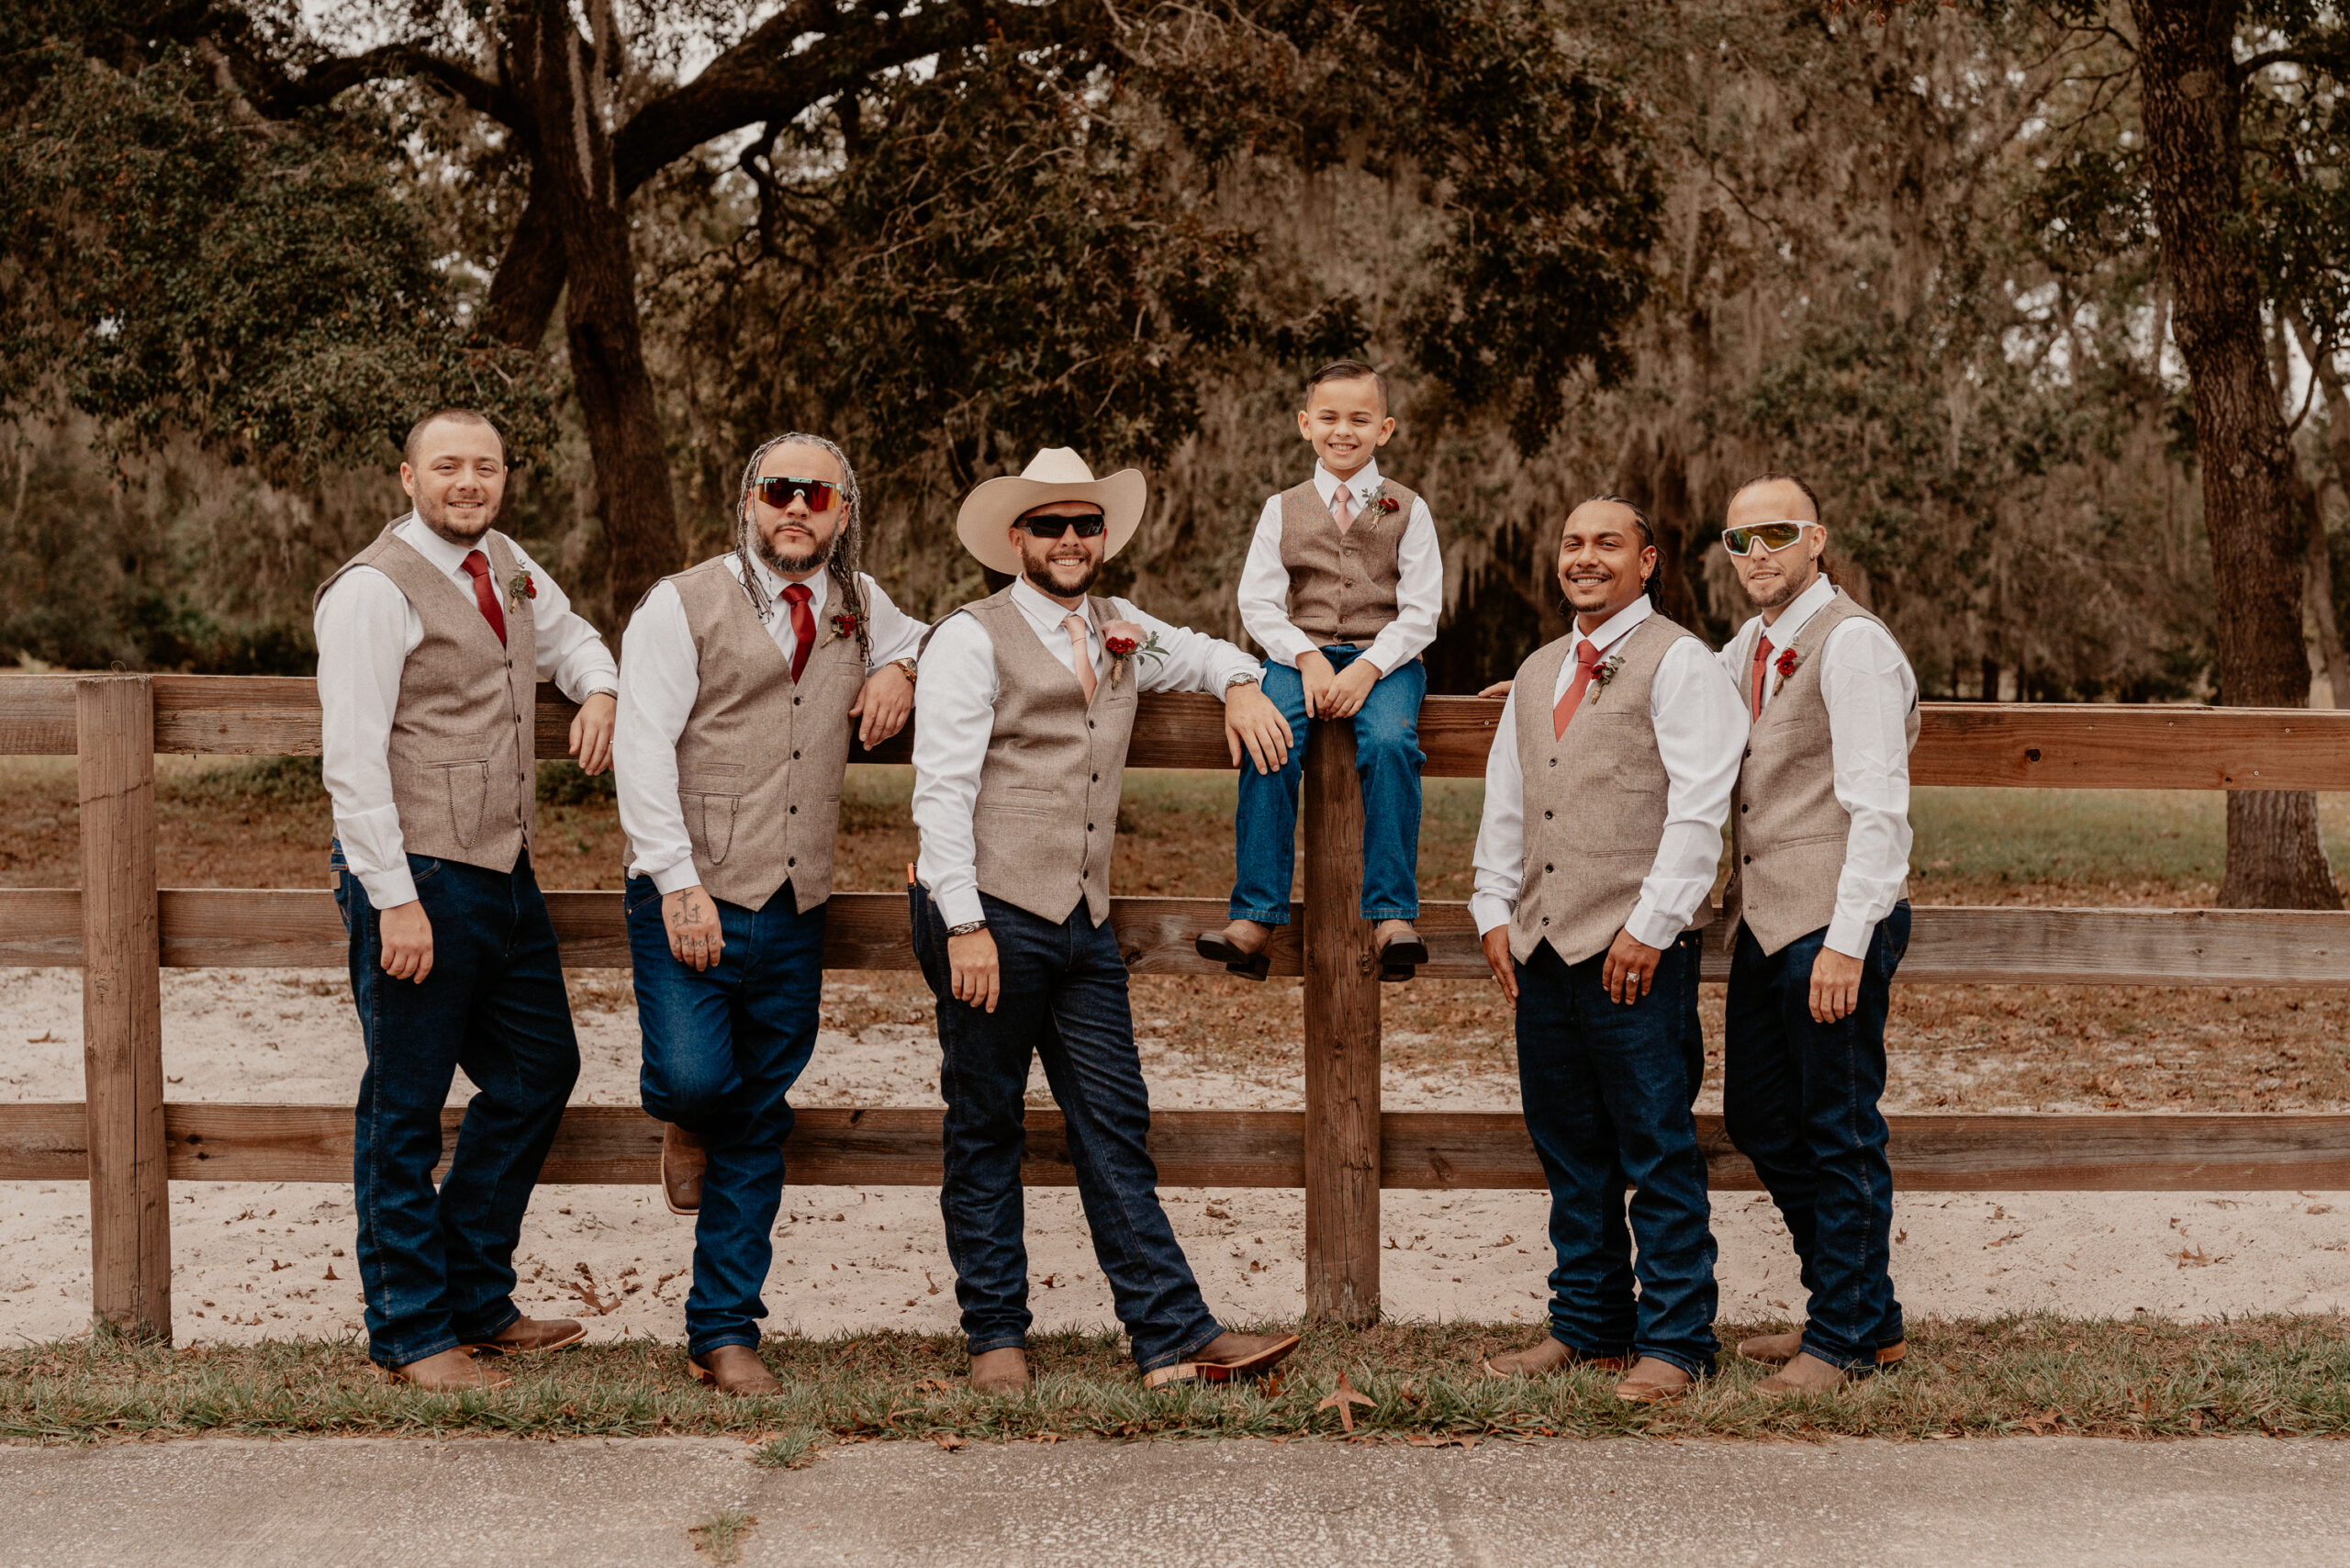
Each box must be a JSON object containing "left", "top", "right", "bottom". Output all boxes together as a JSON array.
[
  {"left": 1011, "top": 574, "right": 1091, "bottom": 633},
  {"left": 1314, "top": 459, "right": 1382, "bottom": 507},
  {"left": 1570, "top": 594, "right": 1653, "bottom": 655},
  {"left": 396, "top": 511, "right": 492, "bottom": 577},
  {"left": 1761, "top": 574, "right": 1838, "bottom": 646}
]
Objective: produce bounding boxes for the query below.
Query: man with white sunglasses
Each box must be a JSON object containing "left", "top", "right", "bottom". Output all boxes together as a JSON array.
[{"left": 1714, "top": 473, "right": 1919, "bottom": 1394}]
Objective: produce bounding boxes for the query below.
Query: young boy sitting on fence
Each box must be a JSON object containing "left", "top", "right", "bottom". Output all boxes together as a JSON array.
[{"left": 1194, "top": 359, "right": 1444, "bottom": 980}]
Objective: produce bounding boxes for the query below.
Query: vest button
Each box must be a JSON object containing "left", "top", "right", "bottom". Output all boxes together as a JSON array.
[
  {"left": 1742, "top": 855, "right": 1751, "bottom": 865},
  {"left": 795, "top": 696, "right": 802, "bottom": 706},
  {"left": 1540, "top": 916, "right": 1550, "bottom": 926},
  {"left": 1545, "top": 863, "right": 1554, "bottom": 873},
  {"left": 1544, "top": 810, "right": 1553, "bottom": 820},
  {"left": 1087, "top": 823, "right": 1095, "bottom": 832},
  {"left": 789, "top": 805, "right": 798, "bottom": 814},
  {"left": 1548, "top": 757, "right": 1556, "bottom": 767},
  {"left": 792, "top": 750, "right": 800, "bottom": 760},
  {"left": 1091, "top": 773, "right": 1100, "bottom": 782},
  {"left": 1088, "top": 721, "right": 1095, "bottom": 730},
  {"left": 1743, "top": 748, "right": 1751, "bottom": 759},
  {"left": 788, "top": 857, "right": 796, "bottom": 867},
  {"left": 1740, "top": 803, "right": 1748, "bottom": 813}
]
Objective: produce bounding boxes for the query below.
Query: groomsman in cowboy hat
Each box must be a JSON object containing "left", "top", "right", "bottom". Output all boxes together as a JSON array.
[
  {"left": 315, "top": 409, "right": 618, "bottom": 1389},
  {"left": 910, "top": 447, "right": 1303, "bottom": 1393},
  {"left": 613, "top": 432, "right": 925, "bottom": 1395},
  {"left": 1715, "top": 473, "right": 1919, "bottom": 1394},
  {"left": 1469, "top": 495, "right": 1746, "bottom": 1403}
]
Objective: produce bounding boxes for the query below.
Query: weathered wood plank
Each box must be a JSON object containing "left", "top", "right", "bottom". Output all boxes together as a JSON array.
[
  {"left": 1303, "top": 714, "right": 1382, "bottom": 1324},
  {"left": 76, "top": 677, "right": 172, "bottom": 1338},
  {"left": 7, "top": 677, "right": 2350, "bottom": 790},
  {"left": 2, "top": 891, "right": 2344, "bottom": 985},
  {"left": 6, "top": 1103, "right": 2349, "bottom": 1191}
]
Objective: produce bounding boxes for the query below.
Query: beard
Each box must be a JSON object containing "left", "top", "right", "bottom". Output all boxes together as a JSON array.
[
  {"left": 1744, "top": 558, "right": 1816, "bottom": 610},
  {"left": 414, "top": 489, "right": 497, "bottom": 545},
  {"left": 1023, "top": 553, "right": 1102, "bottom": 598},
  {"left": 755, "top": 528, "right": 832, "bottom": 579}
]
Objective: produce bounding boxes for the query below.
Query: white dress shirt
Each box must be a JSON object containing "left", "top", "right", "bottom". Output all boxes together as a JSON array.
[
  {"left": 1718, "top": 574, "right": 1918, "bottom": 958},
  {"left": 1470, "top": 597, "right": 1747, "bottom": 951},
  {"left": 615, "top": 556, "right": 928, "bottom": 892},
  {"left": 912, "top": 576, "right": 1262, "bottom": 929},
  {"left": 1236, "top": 458, "right": 1443, "bottom": 676},
  {"left": 315, "top": 512, "right": 619, "bottom": 910}
]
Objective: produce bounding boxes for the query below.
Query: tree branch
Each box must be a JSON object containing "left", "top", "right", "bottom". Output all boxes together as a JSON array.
[{"left": 260, "top": 43, "right": 532, "bottom": 136}]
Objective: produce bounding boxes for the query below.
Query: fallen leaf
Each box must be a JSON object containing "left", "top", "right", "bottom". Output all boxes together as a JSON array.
[
  {"left": 914, "top": 1377, "right": 954, "bottom": 1394},
  {"left": 323, "top": 1266, "right": 338, "bottom": 1281},
  {"left": 27, "top": 1031, "right": 52, "bottom": 1044},
  {"left": 924, "top": 1273, "right": 941, "bottom": 1296},
  {"left": 1317, "top": 1371, "right": 1375, "bottom": 1434}
]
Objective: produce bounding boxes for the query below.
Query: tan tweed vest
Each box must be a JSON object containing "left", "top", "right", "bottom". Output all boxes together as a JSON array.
[
  {"left": 641, "top": 558, "right": 864, "bottom": 913},
  {"left": 961, "top": 588, "right": 1139, "bottom": 925},
  {"left": 1509, "top": 614, "right": 1695, "bottom": 967},
  {"left": 314, "top": 521, "right": 538, "bottom": 874},
  {"left": 1725, "top": 589, "right": 1920, "bottom": 956},
  {"left": 1277, "top": 476, "right": 1421, "bottom": 650}
]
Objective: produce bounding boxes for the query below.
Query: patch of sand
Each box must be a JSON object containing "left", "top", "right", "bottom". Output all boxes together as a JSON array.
[{"left": 3, "top": 967, "right": 2347, "bottom": 1350}]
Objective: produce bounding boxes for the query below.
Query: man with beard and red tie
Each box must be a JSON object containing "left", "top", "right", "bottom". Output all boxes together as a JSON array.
[{"left": 315, "top": 409, "right": 618, "bottom": 1389}]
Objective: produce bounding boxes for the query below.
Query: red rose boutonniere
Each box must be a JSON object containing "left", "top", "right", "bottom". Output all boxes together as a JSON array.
[
  {"left": 507, "top": 568, "right": 536, "bottom": 611},
  {"left": 1359, "top": 480, "right": 1403, "bottom": 518},
  {"left": 1101, "top": 619, "right": 1169, "bottom": 688},
  {"left": 1771, "top": 644, "right": 1801, "bottom": 698},
  {"left": 826, "top": 608, "right": 861, "bottom": 645},
  {"left": 1588, "top": 652, "right": 1628, "bottom": 697}
]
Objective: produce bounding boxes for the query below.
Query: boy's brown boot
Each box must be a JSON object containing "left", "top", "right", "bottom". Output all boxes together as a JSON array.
[
  {"left": 1195, "top": 919, "right": 1274, "bottom": 980},
  {"left": 1374, "top": 920, "right": 1427, "bottom": 980}
]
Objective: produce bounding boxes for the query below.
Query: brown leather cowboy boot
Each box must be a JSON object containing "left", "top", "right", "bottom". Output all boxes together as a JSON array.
[
  {"left": 661, "top": 1123, "right": 707, "bottom": 1215},
  {"left": 1613, "top": 1355, "right": 1695, "bottom": 1404},
  {"left": 1194, "top": 920, "right": 1274, "bottom": 980},
  {"left": 688, "top": 1344, "right": 782, "bottom": 1397},
  {"left": 969, "top": 1347, "right": 1032, "bottom": 1393},
  {"left": 463, "top": 1316, "right": 586, "bottom": 1355},
  {"left": 376, "top": 1348, "right": 511, "bottom": 1391},
  {"left": 1479, "top": 1337, "right": 1631, "bottom": 1380}
]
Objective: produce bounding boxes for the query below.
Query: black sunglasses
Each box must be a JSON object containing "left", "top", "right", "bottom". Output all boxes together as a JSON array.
[
  {"left": 753, "top": 476, "right": 840, "bottom": 511},
  {"left": 1014, "top": 512, "right": 1107, "bottom": 539}
]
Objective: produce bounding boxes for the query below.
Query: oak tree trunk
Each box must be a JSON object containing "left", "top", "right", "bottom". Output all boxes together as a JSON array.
[
  {"left": 2132, "top": 0, "right": 2340, "bottom": 908},
  {"left": 512, "top": 0, "right": 680, "bottom": 630}
]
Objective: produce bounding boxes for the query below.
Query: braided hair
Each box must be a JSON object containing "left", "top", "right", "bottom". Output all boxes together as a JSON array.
[{"left": 733, "top": 432, "right": 870, "bottom": 666}]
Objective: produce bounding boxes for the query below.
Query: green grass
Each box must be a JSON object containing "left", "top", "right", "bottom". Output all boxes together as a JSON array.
[{"left": 8, "top": 1317, "right": 2348, "bottom": 1449}]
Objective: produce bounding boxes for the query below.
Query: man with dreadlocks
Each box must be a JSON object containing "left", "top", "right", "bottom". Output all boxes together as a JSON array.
[{"left": 613, "top": 432, "right": 924, "bottom": 1394}]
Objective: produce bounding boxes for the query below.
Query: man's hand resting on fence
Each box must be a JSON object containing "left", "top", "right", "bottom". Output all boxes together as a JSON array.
[
  {"left": 378, "top": 901, "right": 433, "bottom": 983},
  {"left": 664, "top": 886, "right": 724, "bottom": 971},
  {"left": 1481, "top": 926, "right": 1517, "bottom": 1003},
  {"left": 570, "top": 691, "right": 618, "bottom": 776},
  {"left": 1224, "top": 681, "right": 1293, "bottom": 776},
  {"left": 949, "top": 927, "right": 1002, "bottom": 1013},
  {"left": 1809, "top": 946, "right": 1863, "bottom": 1024}
]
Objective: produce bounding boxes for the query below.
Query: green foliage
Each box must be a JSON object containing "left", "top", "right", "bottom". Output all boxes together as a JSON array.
[{"left": 0, "top": 39, "right": 554, "bottom": 479}]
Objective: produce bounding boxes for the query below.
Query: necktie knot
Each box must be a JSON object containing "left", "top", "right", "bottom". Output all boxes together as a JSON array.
[
  {"left": 781, "top": 583, "right": 811, "bottom": 606},
  {"left": 778, "top": 579, "right": 817, "bottom": 680},
  {"left": 1329, "top": 487, "right": 1354, "bottom": 530},
  {"left": 461, "top": 549, "right": 490, "bottom": 581},
  {"left": 1576, "top": 637, "right": 1605, "bottom": 669}
]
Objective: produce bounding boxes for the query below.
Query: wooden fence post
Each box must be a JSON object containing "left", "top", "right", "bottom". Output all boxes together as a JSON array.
[
  {"left": 1302, "top": 717, "right": 1381, "bottom": 1324},
  {"left": 77, "top": 675, "right": 171, "bottom": 1340}
]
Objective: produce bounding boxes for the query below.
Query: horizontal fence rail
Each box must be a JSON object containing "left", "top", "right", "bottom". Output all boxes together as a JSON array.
[
  {"left": 4, "top": 1104, "right": 2346, "bottom": 1193},
  {"left": 1, "top": 889, "right": 2345, "bottom": 986},
  {"left": 6, "top": 671, "right": 2350, "bottom": 1343},
  {"left": 6, "top": 674, "right": 2350, "bottom": 788}
]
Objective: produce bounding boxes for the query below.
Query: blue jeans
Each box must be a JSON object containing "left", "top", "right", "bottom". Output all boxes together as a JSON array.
[
  {"left": 627, "top": 877, "right": 825, "bottom": 1358},
  {"left": 1723, "top": 903, "right": 1911, "bottom": 1372},
  {"left": 1515, "top": 932, "right": 1718, "bottom": 1378},
  {"left": 1229, "top": 647, "right": 1426, "bottom": 924},
  {"left": 333, "top": 845, "right": 581, "bottom": 1370},
  {"left": 909, "top": 883, "right": 1222, "bottom": 1372}
]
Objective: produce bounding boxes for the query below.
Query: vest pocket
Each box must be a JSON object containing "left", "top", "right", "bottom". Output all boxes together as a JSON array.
[
  {"left": 986, "top": 786, "right": 1058, "bottom": 816},
  {"left": 429, "top": 759, "right": 490, "bottom": 848}
]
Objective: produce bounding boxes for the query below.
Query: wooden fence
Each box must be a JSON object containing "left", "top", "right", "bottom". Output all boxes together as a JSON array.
[{"left": 3, "top": 673, "right": 2348, "bottom": 1341}]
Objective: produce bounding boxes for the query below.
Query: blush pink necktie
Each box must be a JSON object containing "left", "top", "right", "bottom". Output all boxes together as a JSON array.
[
  {"left": 1063, "top": 613, "right": 1097, "bottom": 704},
  {"left": 1329, "top": 485, "right": 1354, "bottom": 533}
]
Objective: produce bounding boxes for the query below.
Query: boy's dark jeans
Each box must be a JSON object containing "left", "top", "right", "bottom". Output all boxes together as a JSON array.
[
  {"left": 1229, "top": 645, "right": 1426, "bottom": 924},
  {"left": 334, "top": 846, "right": 580, "bottom": 1370},
  {"left": 627, "top": 876, "right": 824, "bottom": 1359},
  {"left": 910, "top": 882, "right": 1222, "bottom": 1372},
  {"left": 1515, "top": 931, "right": 1718, "bottom": 1378},
  {"left": 1723, "top": 902, "right": 1912, "bottom": 1372}
]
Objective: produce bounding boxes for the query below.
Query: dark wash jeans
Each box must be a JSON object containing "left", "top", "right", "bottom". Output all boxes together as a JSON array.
[
  {"left": 1723, "top": 902, "right": 1912, "bottom": 1371},
  {"left": 1229, "top": 646, "right": 1427, "bottom": 924},
  {"left": 1515, "top": 930, "right": 1718, "bottom": 1378},
  {"left": 627, "top": 877, "right": 825, "bottom": 1358},
  {"left": 909, "top": 883, "right": 1221, "bottom": 1372},
  {"left": 333, "top": 844, "right": 580, "bottom": 1369}
]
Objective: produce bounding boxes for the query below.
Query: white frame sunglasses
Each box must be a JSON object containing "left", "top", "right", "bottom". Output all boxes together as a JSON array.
[{"left": 1721, "top": 521, "right": 1822, "bottom": 556}]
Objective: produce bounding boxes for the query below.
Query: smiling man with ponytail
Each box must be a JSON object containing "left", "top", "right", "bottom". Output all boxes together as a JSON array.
[{"left": 611, "top": 432, "right": 926, "bottom": 1394}]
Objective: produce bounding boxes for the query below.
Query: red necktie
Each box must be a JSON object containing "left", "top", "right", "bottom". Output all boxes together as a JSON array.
[
  {"left": 1551, "top": 636, "right": 1606, "bottom": 739},
  {"left": 1750, "top": 633, "right": 1773, "bottom": 720},
  {"left": 781, "top": 582, "right": 815, "bottom": 681},
  {"left": 459, "top": 550, "right": 506, "bottom": 645}
]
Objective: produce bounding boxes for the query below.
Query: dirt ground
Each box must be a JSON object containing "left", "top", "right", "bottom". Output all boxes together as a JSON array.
[{"left": 3, "top": 763, "right": 2347, "bottom": 1350}]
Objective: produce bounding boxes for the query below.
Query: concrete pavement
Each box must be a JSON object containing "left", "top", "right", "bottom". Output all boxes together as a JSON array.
[{"left": 6, "top": 1433, "right": 2345, "bottom": 1567}]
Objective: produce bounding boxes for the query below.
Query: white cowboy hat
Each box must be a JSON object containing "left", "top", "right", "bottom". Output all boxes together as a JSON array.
[{"left": 954, "top": 448, "right": 1147, "bottom": 577}]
